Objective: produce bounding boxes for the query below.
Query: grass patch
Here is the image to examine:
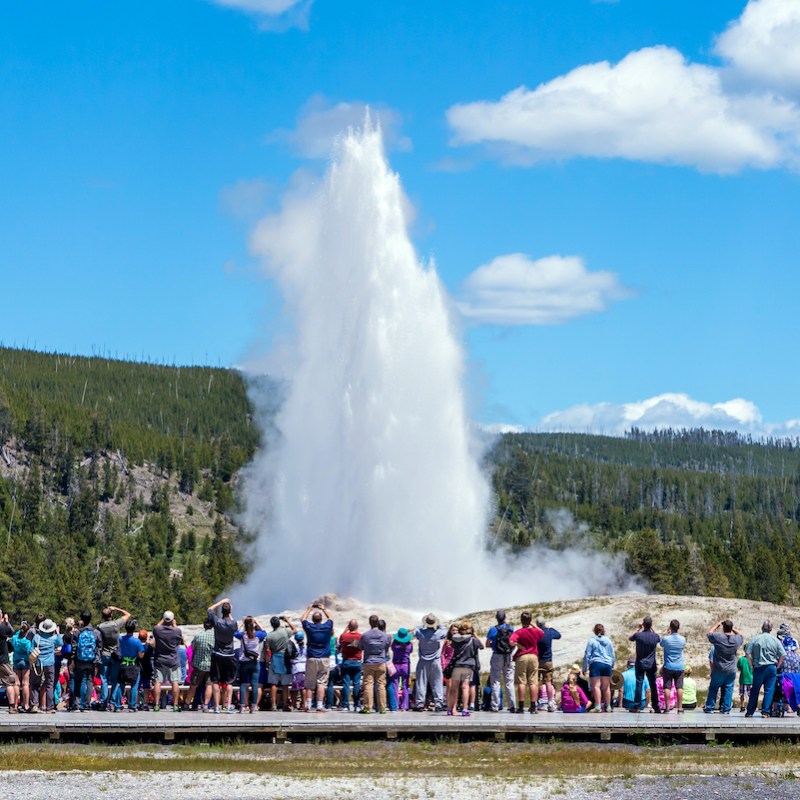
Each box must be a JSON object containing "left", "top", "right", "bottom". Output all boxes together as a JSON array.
[{"left": 2, "top": 740, "right": 800, "bottom": 778}]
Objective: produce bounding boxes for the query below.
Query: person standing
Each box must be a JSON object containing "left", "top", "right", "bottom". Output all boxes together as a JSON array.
[
  {"left": 208, "top": 598, "right": 238, "bottom": 713},
  {"left": 628, "top": 616, "right": 661, "bottom": 714},
  {"left": 486, "top": 610, "right": 515, "bottom": 713},
  {"left": 338, "top": 619, "right": 363, "bottom": 712},
  {"left": 659, "top": 619, "right": 686, "bottom": 713},
  {"left": 510, "top": 612, "right": 543, "bottom": 714},
  {"left": 737, "top": 651, "right": 753, "bottom": 712},
  {"left": 536, "top": 617, "right": 561, "bottom": 713},
  {"left": 152, "top": 611, "right": 184, "bottom": 712},
  {"left": 71, "top": 611, "right": 102, "bottom": 712},
  {"left": 388, "top": 628, "right": 413, "bottom": 712},
  {"left": 358, "top": 614, "right": 392, "bottom": 714},
  {"left": 184, "top": 616, "right": 215, "bottom": 711},
  {"left": 267, "top": 615, "right": 297, "bottom": 712},
  {"left": 235, "top": 616, "right": 267, "bottom": 713},
  {"left": 116, "top": 619, "right": 145, "bottom": 712},
  {"left": 744, "top": 620, "right": 786, "bottom": 718},
  {"left": 413, "top": 614, "right": 447, "bottom": 712},
  {"left": 96, "top": 605, "right": 131, "bottom": 710},
  {"left": 582, "top": 623, "right": 616, "bottom": 713},
  {"left": 446, "top": 621, "right": 484, "bottom": 717},
  {"left": 0, "top": 609, "right": 20, "bottom": 713},
  {"left": 34, "top": 619, "right": 63, "bottom": 714},
  {"left": 301, "top": 602, "right": 334, "bottom": 712},
  {"left": 704, "top": 619, "right": 744, "bottom": 714}
]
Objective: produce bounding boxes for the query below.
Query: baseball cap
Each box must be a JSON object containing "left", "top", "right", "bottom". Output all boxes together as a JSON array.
[{"left": 163, "top": 611, "right": 175, "bottom": 622}]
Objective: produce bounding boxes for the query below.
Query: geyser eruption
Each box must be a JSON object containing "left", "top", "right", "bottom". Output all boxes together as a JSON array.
[
  {"left": 240, "top": 120, "right": 490, "bottom": 611},
  {"left": 237, "top": 119, "right": 639, "bottom": 613}
]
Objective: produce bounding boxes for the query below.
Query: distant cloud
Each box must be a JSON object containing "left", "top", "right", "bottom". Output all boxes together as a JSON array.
[
  {"left": 271, "top": 95, "right": 411, "bottom": 159},
  {"left": 219, "top": 177, "right": 271, "bottom": 220},
  {"left": 716, "top": 0, "right": 800, "bottom": 93},
  {"left": 538, "top": 392, "right": 800, "bottom": 438},
  {"left": 447, "top": 1, "right": 800, "bottom": 173},
  {"left": 457, "top": 253, "right": 633, "bottom": 325},
  {"left": 207, "top": 0, "right": 312, "bottom": 30}
]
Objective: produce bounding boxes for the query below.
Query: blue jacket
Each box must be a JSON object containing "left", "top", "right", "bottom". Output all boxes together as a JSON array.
[{"left": 583, "top": 635, "right": 615, "bottom": 672}]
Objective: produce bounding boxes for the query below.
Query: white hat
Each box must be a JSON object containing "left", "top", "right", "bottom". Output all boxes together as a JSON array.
[
  {"left": 163, "top": 611, "right": 175, "bottom": 622},
  {"left": 40, "top": 619, "right": 57, "bottom": 634}
]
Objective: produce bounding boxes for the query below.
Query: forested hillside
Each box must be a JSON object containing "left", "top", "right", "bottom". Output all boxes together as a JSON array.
[
  {"left": 491, "top": 430, "right": 800, "bottom": 604},
  {"left": 0, "top": 347, "right": 260, "bottom": 625},
  {"left": 3, "top": 345, "right": 800, "bottom": 624}
]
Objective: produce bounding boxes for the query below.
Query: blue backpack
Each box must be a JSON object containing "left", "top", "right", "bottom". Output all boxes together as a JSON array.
[{"left": 76, "top": 628, "right": 97, "bottom": 662}]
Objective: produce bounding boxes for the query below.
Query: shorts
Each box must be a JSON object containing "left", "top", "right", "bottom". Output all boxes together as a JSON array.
[
  {"left": 154, "top": 665, "right": 182, "bottom": 684},
  {"left": 514, "top": 653, "right": 540, "bottom": 685},
  {"left": 739, "top": 683, "right": 752, "bottom": 698},
  {"left": 291, "top": 673, "right": 305, "bottom": 692},
  {"left": 0, "top": 663, "right": 19, "bottom": 687},
  {"left": 661, "top": 668, "right": 684, "bottom": 690},
  {"left": 589, "top": 663, "right": 613, "bottom": 679},
  {"left": 538, "top": 661, "right": 554, "bottom": 683},
  {"left": 450, "top": 666, "right": 473, "bottom": 684},
  {"left": 304, "top": 657, "right": 330, "bottom": 690},
  {"left": 211, "top": 653, "right": 238, "bottom": 685},
  {"left": 268, "top": 667, "right": 292, "bottom": 686},
  {"left": 189, "top": 668, "right": 210, "bottom": 687}
]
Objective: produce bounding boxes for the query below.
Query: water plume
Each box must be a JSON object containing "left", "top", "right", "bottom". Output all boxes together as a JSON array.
[{"left": 236, "top": 119, "right": 636, "bottom": 614}]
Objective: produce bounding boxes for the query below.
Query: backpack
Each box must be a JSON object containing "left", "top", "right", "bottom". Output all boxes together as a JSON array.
[
  {"left": 285, "top": 638, "right": 299, "bottom": 663},
  {"left": 76, "top": 628, "right": 97, "bottom": 662},
  {"left": 494, "top": 626, "right": 513, "bottom": 655}
]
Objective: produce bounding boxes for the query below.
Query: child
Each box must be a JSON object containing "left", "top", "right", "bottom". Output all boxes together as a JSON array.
[
  {"left": 682, "top": 666, "right": 698, "bottom": 710},
  {"left": 560, "top": 670, "right": 588, "bottom": 713},
  {"left": 737, "top": 653, "right": 752, "bottom": 712},
  {"left": 290, "top": 632, "right": 307, "bottom": 710}
]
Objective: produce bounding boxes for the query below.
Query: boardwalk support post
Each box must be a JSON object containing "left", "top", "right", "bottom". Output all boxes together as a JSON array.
[
  {"left": 600, "top": 730, "right": 611, "bottom": 742},
  {"left": 494, "top": 731, "right": 506, "bottom": 743},
  {"left": 163, "top": 730, "right": 175, "bottom": 742}
]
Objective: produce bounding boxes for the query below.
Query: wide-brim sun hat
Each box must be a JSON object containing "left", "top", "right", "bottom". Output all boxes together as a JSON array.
[
  {"left": 39, "top": 619, "right": 57, "bottom": 634},
  {"left": 423, "top": 613, "right": 439, "bottom": 628},
  {"left": 610, "top": 669, "right": 624, "bottom": 691},
  {"left": 395, "top": 627, "right": 412, "bottom": 643}
]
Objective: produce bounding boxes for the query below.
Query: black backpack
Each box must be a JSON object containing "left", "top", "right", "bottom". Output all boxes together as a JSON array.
[
  {"left": 494, "top": 626, "right": 513, "bottom": 655},
  {"left": 285, "top": 637, "right": 299, "bottom": 663}
]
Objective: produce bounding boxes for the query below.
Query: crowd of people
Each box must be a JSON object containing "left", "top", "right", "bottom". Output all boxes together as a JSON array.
[{"left": 1, "top": 599, "right": 799, "bottom": 719}]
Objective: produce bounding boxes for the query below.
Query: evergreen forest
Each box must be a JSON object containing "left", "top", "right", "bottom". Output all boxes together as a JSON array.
[{"left": 2, "top": 345, "right": 800, "bottom": 627}]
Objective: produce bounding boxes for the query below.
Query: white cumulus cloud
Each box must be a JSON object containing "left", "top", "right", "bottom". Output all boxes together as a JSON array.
[
  {"left": 208, "top": 0, "right": 312, "bottom": 29},
  {"left": 447, "top": 45, "right": 800, "bottom": 173},
  {"left": 447, "top": 1, "right": 800, "bottom": 173},
  {"left": 458, "top": 253, "right": 633, "bottom": 325},
  {"left": 716, "top": 0, "right": 800, "bottom": 93},
  {"left": 538, "top": 392, "right": 800, "bottom": 438},
  {"left": 271, "top": 95, "right": 411, "bottom": 159}
]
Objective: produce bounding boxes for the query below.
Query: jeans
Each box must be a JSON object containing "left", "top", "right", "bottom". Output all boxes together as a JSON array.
[
  {"left": 115, "top": 670, "right": 141, "bottom": 709},
  {"left": 747, "top": 663, "right": 778, "bottom": 716},
  {"left": 414, "top": 659, "right": 444, "bottom": 710},
  {"left": 238, "top": 660, "right": 260, "bottom": 708},
  {"left": 72, "top": 661, "right": 96, "bottom": 709},
  {"left": 489, "top": 652, "right": 515, "bottom": 711},
  {"left": 634, "top": 665, "right": 659, "bottom": 711},
  {"left": 340, "top": 660, "right": 362, "bottom": 709},
  {"left": 388, "top": 663, "right": 411, "bottom": 710},
  {"left": 704, "top": 670, "right": 735, "bottom": 713},
  {"left": 99, "top": 655, "right": 121, "bottom": 707}
]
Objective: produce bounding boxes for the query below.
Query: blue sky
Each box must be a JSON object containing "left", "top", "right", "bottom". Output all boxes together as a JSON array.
[{"left": 2, "top": 0, "right": 800, "bottom": 436}]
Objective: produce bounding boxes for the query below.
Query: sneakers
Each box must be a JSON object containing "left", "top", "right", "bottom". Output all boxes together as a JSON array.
[
  {"left": 359, "top": 708, "right": 371, "bottom": 714},
  {"left": 446, "top": 710, "right": 454, "bottom": 716},
  {"left": 378, "top": 709, "right": 388, "bottom": 715},
  {"left": 461, "top": 710, "right": 471, "bottom": 717},
  {"left": 547, "top": 701, "right": 556, "bottom": 713},
  {"left": 225, "top": 706, "right": 236, "bottom": 714},
  {"left": 515, "top": 706, "right": 525, "bottom": 714},
  {"left": 213, "top": 706, "right": 221, "bottom": 714}
]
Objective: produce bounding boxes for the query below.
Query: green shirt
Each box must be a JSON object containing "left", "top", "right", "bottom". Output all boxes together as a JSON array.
[
  {"left": 682, "top": 677, "right": 697, "bottom": 705},
  {"left": 737, "top": 654, "right": 753, "bottom": 684}
]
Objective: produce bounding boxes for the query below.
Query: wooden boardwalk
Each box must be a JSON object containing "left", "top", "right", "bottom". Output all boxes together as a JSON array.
[{"left": 1, "top": 709, "right": 799, "bottom": 743}]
